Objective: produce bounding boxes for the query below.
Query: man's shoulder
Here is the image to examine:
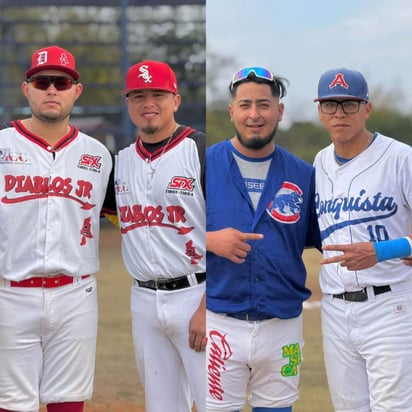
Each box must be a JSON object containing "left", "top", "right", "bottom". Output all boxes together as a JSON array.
[
  {"left": 182, "top": 126, "right": 205, "bottom": 142},
  {"left": 207, "top": 139, "right": 227, "bottom": 152},
  {"left": 0, "top": 122, "right": 11, "bottom": 130},
  {"left": 76, "top": 130, "right": 112, "bottom": 156},
  {"left": 116, "top": 141, "right": 135, "bottom": 157},
  {"left": 276, "top": 144, "right": 314, "bottom": 170}
]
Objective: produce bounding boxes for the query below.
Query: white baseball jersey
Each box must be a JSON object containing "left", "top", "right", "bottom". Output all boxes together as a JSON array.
[
  {"left": 0, "top": 120, "right": 112, "bottom": 280},
  {"left": 314, "top": 133, "right": 412, "bottom": 294},
  {"left": 115, "top": 126, "right": 205, "bottom": 280}
]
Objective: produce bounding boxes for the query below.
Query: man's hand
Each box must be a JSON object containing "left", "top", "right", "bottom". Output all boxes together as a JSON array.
[
  {"left": 206, "top": 228, "right": 264, "bottom": 264},
  {"left": 189, "top": 293, "right": 206, "bottom": 352},
  {"left": 320, "top": 242, "right": 377, "bottom": 271},
  {"left": 402, "top": 257, "right": 412, "bottom": 266}
]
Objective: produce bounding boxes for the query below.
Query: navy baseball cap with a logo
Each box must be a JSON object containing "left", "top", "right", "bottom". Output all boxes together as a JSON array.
[
  {"left": 121, "top": 61, "right": 178, "bottom": 96},
  {"left": 314, "top": 68, "right": 369, "bottom": 102}
]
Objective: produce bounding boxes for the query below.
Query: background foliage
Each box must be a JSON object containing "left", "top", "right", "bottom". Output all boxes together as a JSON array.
[
  {"left": 206, "top": 54, "right": 412, "bottom": 163},
  {"left": 1, "top": 2, "right": 205, "bottom": 151},
  {"left": 207, "top": 107, "right": 412, "bottom": 163}
]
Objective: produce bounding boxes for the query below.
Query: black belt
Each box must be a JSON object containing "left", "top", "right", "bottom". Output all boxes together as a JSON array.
[
  {"left": 136, "top": 272, "right": 206, "bottom": 291},
  {"left": 333, "top": 285, "right": 391, "bottom": 302},
  {"left": 226, "top": 312, "right": 273, "bottom": 321}
]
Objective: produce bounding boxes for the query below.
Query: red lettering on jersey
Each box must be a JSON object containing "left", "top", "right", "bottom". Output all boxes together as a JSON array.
[
  {"left": 4, "top": 174, "right": 73, "bottom": 195},
  {"left": 168, "top": 176, "right": 195, "bottom": 191},
  {"left": 79, "top": 154, "right": 102, "bottom": 169},
  {"left": 166, "top": 205, "right": 186, "bottom": 223},
  {"left": 75, "top": 180, "right": 93, "bottom": 199},
  {"left": 2, "top": 174, "right": 95, "bottom": 209},
  {"left": 80, "top": 216, "right": 93, "bottom": 246},
  {"left": 119, "top": 203, "right": 194, "bottom": 235},
  {"left": 119, "top": 205, "right": 164, "bottom": 224},
  {"left": 49, "top": 177, "right": 73, "bottom": 195},
  {"left": 208, "top": 330, "right": 233, "bottom": 401},
  {"left": 185, "top": 240, "right": 203, "bottom": 264},
  {"left": 5, "top": 175, "right": 48, "bottom": 193},
  {"left": 329, "top": 73, "right": 349, "bottom": 90}
]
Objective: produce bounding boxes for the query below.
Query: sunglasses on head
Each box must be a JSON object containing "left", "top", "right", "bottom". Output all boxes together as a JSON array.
[
  {"left": 230, "top": 67, "right": 275, "bottom": 90},
  {"left": 26, "top": 76, "right": 78, "bottom": 91}
]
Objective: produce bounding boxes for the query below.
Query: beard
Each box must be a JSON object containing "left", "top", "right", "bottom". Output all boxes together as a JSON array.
[
  {"left": 32, "top": 110, "right": 69, "bottom": 123},
  {"left": 234, "top": 123, "right": 278, "bottom": 150},
  {"left": 140, "top": 125, "right": 159, "bottom": 135}
]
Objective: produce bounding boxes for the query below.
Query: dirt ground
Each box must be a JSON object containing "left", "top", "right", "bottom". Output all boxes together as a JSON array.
[{"left": 39, "top": 223, "right": 326, "bottom": 412}]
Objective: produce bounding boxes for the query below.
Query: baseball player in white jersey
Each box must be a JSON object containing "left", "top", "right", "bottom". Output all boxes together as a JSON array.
[
  {"left": 313, "top": 68, "right": 412, "bottom": 411},
  {"left": 0, "top": 46, "right": 112, "bottom": 412},
  {"left": 114, "top": 61, "right": 206, "bottom": 412}
]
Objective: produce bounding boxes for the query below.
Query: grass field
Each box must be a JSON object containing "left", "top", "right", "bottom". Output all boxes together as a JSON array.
[{"left": 43, "top": 223, "right": 333, "bottom": 411}]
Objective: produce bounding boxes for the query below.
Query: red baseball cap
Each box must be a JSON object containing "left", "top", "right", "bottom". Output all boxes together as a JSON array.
[
  {"left": 25, "top": 45, "right": 80, "bottom": 80},
  {"left": 121, "top": 61, "right": 178, "bottom": 96}
]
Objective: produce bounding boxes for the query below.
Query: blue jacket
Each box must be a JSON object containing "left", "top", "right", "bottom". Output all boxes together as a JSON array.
[{"left": 206, "top": 140, "right": 321, "bottom": 319}]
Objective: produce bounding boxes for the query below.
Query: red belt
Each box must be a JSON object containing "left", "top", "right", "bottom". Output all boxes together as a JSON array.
[{"left": 10, "top": 274, "right": 90, "bottom": 288}]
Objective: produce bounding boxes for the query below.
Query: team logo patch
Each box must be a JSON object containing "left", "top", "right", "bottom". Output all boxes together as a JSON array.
[
  {"left": 281, "top": 342, "right": 302, "bottom": 377},
  {"left": 329, "top": 73, "right": 349, "bottom": 90},
  {"left": 78, "top": 154, "right": 102, "bottom": 173},
  {"left": 266, "top": 181, "right": 303, "bottom": 223},
  {"left": 138, "top": 65, "right": 152, "bottom": 84},
  {"left": 166, "top": 176, "right": 196, "bottom": 196},
  {"left": 115, "top": 178, "right": 130, "bottom": 194},
  {"left": 0, "top": 148, "right": 30, "bottom": 164}
]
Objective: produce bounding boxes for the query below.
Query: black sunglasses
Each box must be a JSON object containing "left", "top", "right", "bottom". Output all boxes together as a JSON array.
[{"left": 26, "top": 76, "right": 78, "bottom": 91}]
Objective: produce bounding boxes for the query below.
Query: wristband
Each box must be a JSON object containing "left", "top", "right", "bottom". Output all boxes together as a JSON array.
[{"left": 373, "top": 237, "right": 412, "bottom": 262}]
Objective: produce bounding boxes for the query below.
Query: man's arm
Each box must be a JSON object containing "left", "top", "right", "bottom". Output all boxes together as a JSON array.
[{"left": 321, "top": 236, "right": 412, "bottom": 270}]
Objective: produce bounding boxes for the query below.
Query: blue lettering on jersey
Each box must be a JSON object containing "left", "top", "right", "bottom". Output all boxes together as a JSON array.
[
  {"left": 245, "top": 178, "right": 265, "bottom": 193},
  {"left": 315, "top": 190, "right": 398, "bottom": 240}
]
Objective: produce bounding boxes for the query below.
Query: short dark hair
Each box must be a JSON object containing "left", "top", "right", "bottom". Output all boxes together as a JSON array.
[{"left": 229, "top": 72, "right": 288, "bottom": 99}]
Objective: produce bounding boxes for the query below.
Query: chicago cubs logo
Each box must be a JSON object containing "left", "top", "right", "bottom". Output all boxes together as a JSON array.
[
  {"left": 329, "top": 73, "right": 349, "bottom": 90},
  {"left": 267, "top": 181, "right": 303, "bottom": 223},
  {"left": 138, "top": 65, "right": 152, "bottom": 84}
]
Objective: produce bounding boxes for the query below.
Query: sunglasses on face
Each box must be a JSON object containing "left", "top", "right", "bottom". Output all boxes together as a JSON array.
[
  {"left": 26, "top": 76, "right": 78, "bottom": 91},
  {"left": 230, "top": 67, "right": 275, "bottom": 90}
]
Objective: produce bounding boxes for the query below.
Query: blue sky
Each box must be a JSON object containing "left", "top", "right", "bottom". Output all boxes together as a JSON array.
[{"left": 206, "top": 0, "right": 412, "bottom": 126}]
